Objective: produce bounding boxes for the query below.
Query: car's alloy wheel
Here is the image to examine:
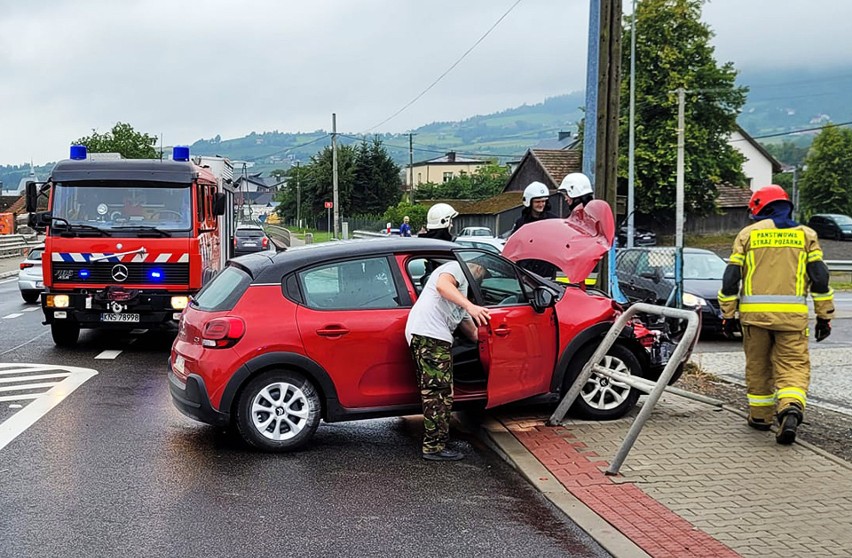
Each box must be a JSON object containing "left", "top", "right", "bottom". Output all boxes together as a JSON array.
[
  {"left": 236, "top": 370, "right": 321, "bottom": 452},
  {"left": 563, "top": 343, "right": 642, "bottom": 420}
]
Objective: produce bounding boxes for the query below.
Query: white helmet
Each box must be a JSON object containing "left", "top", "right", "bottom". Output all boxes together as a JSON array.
[
  {"left": 558, "top": 173, "right": 593, "bottom": 198},
  {"left": 426, "top": 202, "right": 458, "bottom": 229},
  {"left": 522, "top": 181, "right": 550, "bottom": 207}
]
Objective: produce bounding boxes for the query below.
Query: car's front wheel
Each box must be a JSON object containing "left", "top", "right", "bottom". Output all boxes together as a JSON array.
[
  {"left": 235, "top": 370, "right": 321, "bottom": 452},
  {"left": 562, "top": 343, "right": 642, "bottom": 420}
]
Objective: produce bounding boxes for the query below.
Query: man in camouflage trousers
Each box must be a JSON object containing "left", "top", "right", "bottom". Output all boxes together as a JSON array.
[{"left": 405, "top": 255, "right": 491, "bottom": 461}]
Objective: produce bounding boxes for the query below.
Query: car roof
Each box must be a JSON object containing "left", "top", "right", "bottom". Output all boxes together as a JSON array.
[
  {"left": 235, "top": 224, "right": 264, "bottom": 230},
  {"left": 236, "top": 238, "right": 460, "bottom": 283}
]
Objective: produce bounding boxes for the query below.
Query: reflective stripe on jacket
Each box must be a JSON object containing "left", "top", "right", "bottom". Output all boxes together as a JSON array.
[{"left": 717, "top": 220, "right": 834, "bottom": 331}]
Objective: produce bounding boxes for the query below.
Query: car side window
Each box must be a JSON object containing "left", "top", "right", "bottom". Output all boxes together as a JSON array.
[
  {"left": 407, "top": 256, "right": 453, "bottom": 296},
  {"left": 457, "top": 251, "right": 525, "bottom": 306},
  {"left": 299, "top": 257, "right": 401, "bottom": 310}
]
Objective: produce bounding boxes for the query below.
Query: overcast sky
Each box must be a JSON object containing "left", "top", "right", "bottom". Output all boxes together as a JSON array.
[{"left": 1, "top": 0, "right": 849, "bottom": 165}]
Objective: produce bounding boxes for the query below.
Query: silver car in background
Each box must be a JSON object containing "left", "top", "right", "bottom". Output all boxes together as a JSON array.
[{"left": 18, "top": 243, "right": 45, "bottom": 304}]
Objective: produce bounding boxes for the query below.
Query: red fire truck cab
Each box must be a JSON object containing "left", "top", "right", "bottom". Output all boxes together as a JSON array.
[{"left": 26, "top": 146, "right": 236, "bottom": 347}]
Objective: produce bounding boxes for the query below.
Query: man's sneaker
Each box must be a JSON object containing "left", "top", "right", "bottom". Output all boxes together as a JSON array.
[
  {"left": 422, "top": 448, "right": 464, "bottom": 461},
  {"left": 776, "top": 409, "right": 802, "bottom": 445},
  {"left": 748, "top": 417, "right": 772, "bottom": 431}
]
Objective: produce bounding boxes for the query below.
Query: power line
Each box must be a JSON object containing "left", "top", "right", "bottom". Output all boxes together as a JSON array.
[
  {"left": 362, "top": 0, "right": 523, "bottom": 133},
  {"left": 731, "top": 120, "right": 852, "bottom": 142},
  {"left": 244, "top": 134, "right": 330, "bottom": 162}
]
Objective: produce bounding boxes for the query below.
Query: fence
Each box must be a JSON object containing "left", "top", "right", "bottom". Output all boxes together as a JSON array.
[{"left": 0, "top": 234, "right": 37, "bottom": 259}]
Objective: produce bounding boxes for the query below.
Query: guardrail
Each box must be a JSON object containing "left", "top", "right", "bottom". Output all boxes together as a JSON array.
[
  {"left": 0, "top": 234, "right": 36, "bottom": 259},
  {"left": 263, "top": 224, "right": 292, "bottom": 248},
  {"left": 352, "top": 230, "right": 387, "bottom": 239}
]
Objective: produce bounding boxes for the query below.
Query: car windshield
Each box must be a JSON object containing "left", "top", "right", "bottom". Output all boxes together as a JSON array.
[
  {"left": 660, "top": 252, "right": 727, "bottom": 280},
  {"left": 236, "top": 229, "right": 264, "bottom": 238},
  {"left": 51, "top": 182, "right": 192, "bottom": 232},
  {"left": 831, "top": 215, "right": 852, "bottom": 225}
]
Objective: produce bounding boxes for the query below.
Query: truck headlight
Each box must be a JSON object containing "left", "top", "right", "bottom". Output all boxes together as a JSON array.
[
  {"left": 171, "top": 296, "right": 189, "bottom": 310},
  {"left": 682, "top": 293, "right": 707, "bottom": 307},
  {"left": 48, "top": 294, "right": 70, "bottom": 308}
]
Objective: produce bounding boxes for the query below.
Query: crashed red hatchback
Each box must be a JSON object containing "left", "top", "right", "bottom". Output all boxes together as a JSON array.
[{"left": 169, "top": 201, "right": 685, "bottom": 451}]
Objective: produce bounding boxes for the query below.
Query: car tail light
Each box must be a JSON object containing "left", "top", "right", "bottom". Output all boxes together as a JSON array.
[
  {"left": 262, "top": 237, "right": 269, "bottom": 248},
  {"left": 201, "top": 317, "right": 246, "bottom": 348},
  {"left": 20, "top": 262, "right": 34, "bottom": 270},
  {"left": 233, "top": 238, "right": 237, "bottom": 248}
]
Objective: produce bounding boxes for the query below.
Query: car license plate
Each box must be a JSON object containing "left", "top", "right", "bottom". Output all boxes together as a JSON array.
[
  {"left": 244, "top": 242, "right": 257, "bottom": 247},
  {"left": 173, "top": 355, "right": 185, "bottom": 374},
  {"left": 101, "top": 313, "right": 140, "bottom": 323}
]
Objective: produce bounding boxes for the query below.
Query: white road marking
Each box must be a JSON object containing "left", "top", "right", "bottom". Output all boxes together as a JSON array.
[
  {"left": 0, "top": 364, "right": 63, "bottom": 376},
  {"left": 94, "top": 350, "right": 123, "bottom": 360},
  {"left": 22, "top": 307, "right": 41, "bottom": 312},
  {"left": 0, "top": 382, "right": 58, "bottom": 393},
  {"left": 2, "top": 314, "right": 23, "bottom": 320},
  {"left": 0, "top": 363, "right": 98, "bottom": 452},
  {"left": 0, "top": 373, "right": 70, "bottom": 384}
]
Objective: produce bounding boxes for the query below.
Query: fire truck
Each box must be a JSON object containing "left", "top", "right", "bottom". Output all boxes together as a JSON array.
[{"left": 26, "top": 146, "right": 236, "bottom": 347}]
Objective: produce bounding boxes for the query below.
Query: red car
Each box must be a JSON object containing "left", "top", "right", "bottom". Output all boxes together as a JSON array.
[{"left": 169, "top": 202, "right": 685, "bottom": 451}]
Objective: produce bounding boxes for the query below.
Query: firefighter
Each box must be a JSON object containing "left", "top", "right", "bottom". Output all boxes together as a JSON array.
[
  {"left": 558, "top": 172, "right": 594, "bottom": 213},
  {"left": 717, "top": 184, "right": 834, "bottom": 444},
  {"left": 511, "top": 181, "right": 558, "bottom": 278}
]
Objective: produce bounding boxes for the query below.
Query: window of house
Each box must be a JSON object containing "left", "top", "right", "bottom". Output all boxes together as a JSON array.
[{"left": 443, "top": 172, "right": 454, "bottom": 183}]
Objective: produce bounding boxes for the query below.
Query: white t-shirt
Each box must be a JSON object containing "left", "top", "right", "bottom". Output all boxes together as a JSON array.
[{"left": 405, "top": 261, "right": 470, "bottom": 344}]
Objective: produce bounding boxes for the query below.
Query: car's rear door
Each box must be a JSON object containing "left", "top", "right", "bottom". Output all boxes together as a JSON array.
[
  {"left": 295, "top": 255, "right": 417, "bottom": 409},
  {"left": 455, "top": 251, "right": 557, "bottom": 408}
]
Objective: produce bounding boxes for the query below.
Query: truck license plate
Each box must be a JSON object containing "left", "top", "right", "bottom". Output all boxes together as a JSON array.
[{"left": 101, "top": 313, "right": 140, "bottom": 323}]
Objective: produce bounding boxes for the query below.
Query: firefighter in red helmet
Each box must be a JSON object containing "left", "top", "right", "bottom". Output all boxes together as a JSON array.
[{"left": 718, "top": 184, "right": 834, "bottom": 444}]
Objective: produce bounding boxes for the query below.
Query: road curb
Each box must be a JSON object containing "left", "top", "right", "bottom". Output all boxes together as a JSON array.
[
  {"left": 0, "top": 270, "right": 18, "bottom": 279},
  {"left": 478, "top": 416, "right": 650, "bottom": 558}
]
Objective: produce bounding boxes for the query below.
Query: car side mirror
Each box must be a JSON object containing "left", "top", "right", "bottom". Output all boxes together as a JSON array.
[
  {"left": 29, "top": 211, "right": 52, "bottom": 231},
  {"left": 212, "top": 192, "right": 227, "bottom": 216},
  {"left": 25, "top": 181, "right": 38, "bottom": 213},
  {"left": 531, "top": 286, "right": 556, "bottom": 313},
  {"left": 639, "top": 270, "right": 662, "bottom": 283}
]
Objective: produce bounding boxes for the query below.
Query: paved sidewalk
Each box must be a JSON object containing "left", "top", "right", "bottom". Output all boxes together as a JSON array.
[{"left": 484, "top": 394, "right": 852, "bottom": 557}]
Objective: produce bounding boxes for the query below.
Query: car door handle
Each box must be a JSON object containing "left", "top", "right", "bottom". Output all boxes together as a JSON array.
[
  {"left": 493, "top": 325, "right": 511, "bottom": 337},
  {"left": 316, "top": 326, "right": 350, "bottom": 337}
]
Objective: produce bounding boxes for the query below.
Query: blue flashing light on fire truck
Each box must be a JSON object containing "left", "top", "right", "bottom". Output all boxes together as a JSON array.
[{"left": 26, "top": 146, "right": 236, "bottom": 347}]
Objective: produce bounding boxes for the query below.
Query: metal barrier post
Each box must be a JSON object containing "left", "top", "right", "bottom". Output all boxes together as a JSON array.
[{"left": 548, "top": 302, "right": 703, "bottom": 475}]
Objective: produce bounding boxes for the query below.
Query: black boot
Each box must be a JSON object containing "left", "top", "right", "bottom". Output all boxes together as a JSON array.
[
  {"left": 747, "top": 417, "right": 772, "bottom": 431},
  {"left": 776, "top": 407, "right": 803, "bottom": 445}
]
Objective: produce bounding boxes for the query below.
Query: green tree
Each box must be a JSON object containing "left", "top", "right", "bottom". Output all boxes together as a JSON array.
[
  {"left": 764, "top": 140, "right": 810, "bottom": 168},
  {"left": 619, "top": 0, "right": 747, "bottom": 216},
  {"left": 414, "top": 162, "right": 509, "bottom": 201},
  {"left": 352, "top": 137, "right": 403, "bottom": 214},
  {"left": 799, "top": 124, "right": 852, "bottom": 218},
  {"left": 74, "top": 122, "right": 159, "bottom": 159}
]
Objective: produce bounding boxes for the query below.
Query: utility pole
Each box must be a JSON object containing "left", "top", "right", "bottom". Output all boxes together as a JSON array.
[
  {"left": 295, "top": 160, "right": 301, "bottom": 229},
  {"left": 408, "top": 133, "right": 416, "bottom": 204},
  {"left": 674, "top": 86, "right": 686, "bottom": 309},
  {"left": 626, "top": 0, "right": 637, "bottom": 248},
  {"left": 332, "top": 113, "right": 339, "bottom": 239}
]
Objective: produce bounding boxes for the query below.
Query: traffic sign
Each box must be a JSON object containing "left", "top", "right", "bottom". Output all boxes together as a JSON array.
[{"left": 324, "top": 201, "right": 333, "bottom": 209}]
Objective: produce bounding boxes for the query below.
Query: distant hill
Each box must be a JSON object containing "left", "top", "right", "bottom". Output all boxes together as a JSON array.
[{"left": 3, "top": 66, "right": 851, "bottom": 190}]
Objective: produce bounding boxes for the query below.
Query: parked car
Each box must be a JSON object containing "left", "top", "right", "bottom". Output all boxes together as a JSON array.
[
  {"left": 454, "top": 237, "right": 505, "bottom": 254},
  {"left": 233, "top": 225, "right": 271, "bottom": 256},
  {"left": 807, "top": 214, "right": 852, "bottom": 241},
  {"left": 457, "top": 226, "right": 494, "bottom": 238},
  {"left": 170, "top": 211, "right": 689, "bottom": 452},
  {"left": 18, "top": 243, "right": 45, "bottom": 304},
  {"left": 615, "top": 246, "right": 731, "bottom": 335},
  {"left": 617, "top": 225, "right": 657, "bottom": 247}
]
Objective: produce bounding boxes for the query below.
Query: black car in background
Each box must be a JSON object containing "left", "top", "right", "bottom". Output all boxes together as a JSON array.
[
  {"left": 233, "top": 225, "right": 271, "bottom": 256},
  {"left": 615, "top": 247, "right": 730, "bottom": 336},
  {"left": 617, "top": 225, "right": 657, "bottom": 247},
  {"left": 807, "top": 214, "right": 852, "bottom": 241}
]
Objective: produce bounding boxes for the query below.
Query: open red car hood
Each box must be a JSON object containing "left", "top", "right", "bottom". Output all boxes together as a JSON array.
[{"left": 502, "top": 200, "right": 615, "bottom": 283}]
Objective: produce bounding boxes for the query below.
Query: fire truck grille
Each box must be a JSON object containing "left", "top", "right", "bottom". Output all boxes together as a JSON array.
[{"left": 52, "top": 262, "right": 190, "bottom": 285}]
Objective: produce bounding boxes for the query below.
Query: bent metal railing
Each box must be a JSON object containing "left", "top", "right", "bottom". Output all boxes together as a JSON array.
[{"left": 548, "top": 302, "right": 713, "bottom": 475}]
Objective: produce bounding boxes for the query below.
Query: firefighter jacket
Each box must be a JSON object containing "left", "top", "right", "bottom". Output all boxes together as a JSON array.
[{"left": 718, "top": 219, "right": 834, "bottom": 331}]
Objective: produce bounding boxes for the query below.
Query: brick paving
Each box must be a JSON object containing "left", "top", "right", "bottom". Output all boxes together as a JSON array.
[{"left": 494, "top": 395, "right": 852, "bottom": 558}]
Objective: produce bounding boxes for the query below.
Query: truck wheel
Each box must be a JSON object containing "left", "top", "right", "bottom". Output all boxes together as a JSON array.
[
  {"left": 561, "top": 343, "right": 642, "bottom": 420},
  {"left": 51, "top": 322, "right": 80, "bottom": 347},
  {"left": 235, "top": 370, "right": 321, "bottom": 452}
]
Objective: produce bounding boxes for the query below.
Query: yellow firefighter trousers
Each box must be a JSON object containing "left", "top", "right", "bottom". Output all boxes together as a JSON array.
[{"left": 742, "top": 325, "right": 810, "bottom": 422}]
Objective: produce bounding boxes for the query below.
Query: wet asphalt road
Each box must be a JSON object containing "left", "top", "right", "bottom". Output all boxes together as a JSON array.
[{"left": 0, "top": 277, "right": 609, "bottom": 558}]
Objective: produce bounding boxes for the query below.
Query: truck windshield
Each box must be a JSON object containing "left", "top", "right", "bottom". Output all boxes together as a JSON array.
[{"left": 52, "top": 182, "right": 192, "bottom": 232}]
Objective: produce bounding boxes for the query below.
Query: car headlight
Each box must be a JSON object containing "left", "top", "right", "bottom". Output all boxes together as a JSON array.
[
  {"left": 682, "top": 293, "right": 707, "bottom": 307},
  {"left": 48, "top": 294, "right": 70, "bottom": 308},
  {"left": 171, "top": 296, "right": 189, "bottom": 310}
]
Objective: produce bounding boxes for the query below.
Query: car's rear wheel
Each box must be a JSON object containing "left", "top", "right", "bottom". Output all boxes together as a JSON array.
[
  {"left": 51, "top": 322, "right": 80, "bottom": 347},
  {"left": 562, "top": 343, "right": 642, "bottom": 420},
  {"left": 21, "top": 291, "right": 40, "bottom": 304},
  {"left": 235, "top": 370, "right": 321, "bottom": 452}
]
